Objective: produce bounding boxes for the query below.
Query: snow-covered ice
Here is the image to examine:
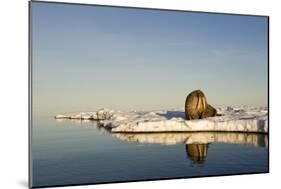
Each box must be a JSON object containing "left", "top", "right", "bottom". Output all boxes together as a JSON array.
[
  {"left": 55, "top": 108, "right": 114, "bottom": 120},
  {"left": 55, "top": 106, "right": 268, "bottom": 133}
]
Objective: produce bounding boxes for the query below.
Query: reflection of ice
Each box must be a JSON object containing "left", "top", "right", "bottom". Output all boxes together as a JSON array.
[
  {"left": 96, "top": 125, "right": 111, "bottom": 136},
  {"left": 54, "top": 117, "right": 268, "bottom": 148},
  {"left": 54, "top": 118, "right": 112, "bottom": 136},
  {"left": 55, "top": 118, "right": 93, "bottom": 124},
  {"left": 54, "top": 119, "right": 66, "bottom": 123},
  {"left": 112, "top": 132, "right": 268, "bottom": 147}
]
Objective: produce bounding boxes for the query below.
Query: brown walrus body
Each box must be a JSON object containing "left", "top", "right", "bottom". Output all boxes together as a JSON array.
[
  {"left": 185, "top": 90, "right": 217, "bottom": 120},
  {"left": 202, "top": 104, "right": 217, "bottom": 118}
]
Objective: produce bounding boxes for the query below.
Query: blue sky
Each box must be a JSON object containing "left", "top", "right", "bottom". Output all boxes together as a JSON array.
[{"left": 32, "top": 2, "right": 268, "bottom": 115}]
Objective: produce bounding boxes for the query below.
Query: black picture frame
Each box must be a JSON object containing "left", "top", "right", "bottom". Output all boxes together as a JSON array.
[{"left": 28, "top": 1, "right": 269, "bottom": 188}]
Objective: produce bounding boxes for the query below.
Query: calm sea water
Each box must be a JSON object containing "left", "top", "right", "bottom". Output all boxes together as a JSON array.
[{"left": 31, "top": 116, "right": 268, "bottom": 188}]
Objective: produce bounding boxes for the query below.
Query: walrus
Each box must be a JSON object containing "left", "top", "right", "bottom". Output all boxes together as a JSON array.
[
  {"left": 185, "top": 90, "right": 217, "bottom": 120},
  {"left": 185, "top": 143, "right": 209, "bottom": 164}
]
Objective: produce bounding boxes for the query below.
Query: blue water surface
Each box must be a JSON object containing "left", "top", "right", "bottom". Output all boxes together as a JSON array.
[{"left": 31, "top": 116, "right": 268, "bottom": 187}]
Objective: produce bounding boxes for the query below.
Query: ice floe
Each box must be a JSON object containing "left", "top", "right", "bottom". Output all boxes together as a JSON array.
[
  {"left": 55, "top": 108, "right": 114, "bottom": 120},
  {"left": 55, "top": 106, "right": 268, "bottom": 133}
]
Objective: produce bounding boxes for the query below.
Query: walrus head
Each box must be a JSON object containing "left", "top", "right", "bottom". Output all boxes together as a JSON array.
[{"left": 185, "top": 89, "right": 217, "bottom": 120}]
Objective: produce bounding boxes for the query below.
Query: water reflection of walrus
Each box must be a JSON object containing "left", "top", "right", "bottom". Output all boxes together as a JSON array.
[
  {"left": 185, "top": 144, "right": 209, "bottom": 164},
  {"left": 185, "top": 90, "right": 217, "bottom": 120}
]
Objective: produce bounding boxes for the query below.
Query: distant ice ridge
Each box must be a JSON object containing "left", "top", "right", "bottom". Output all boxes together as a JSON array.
[{"left": 55, "top": 106, "right": 268, "bottom": 133}]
